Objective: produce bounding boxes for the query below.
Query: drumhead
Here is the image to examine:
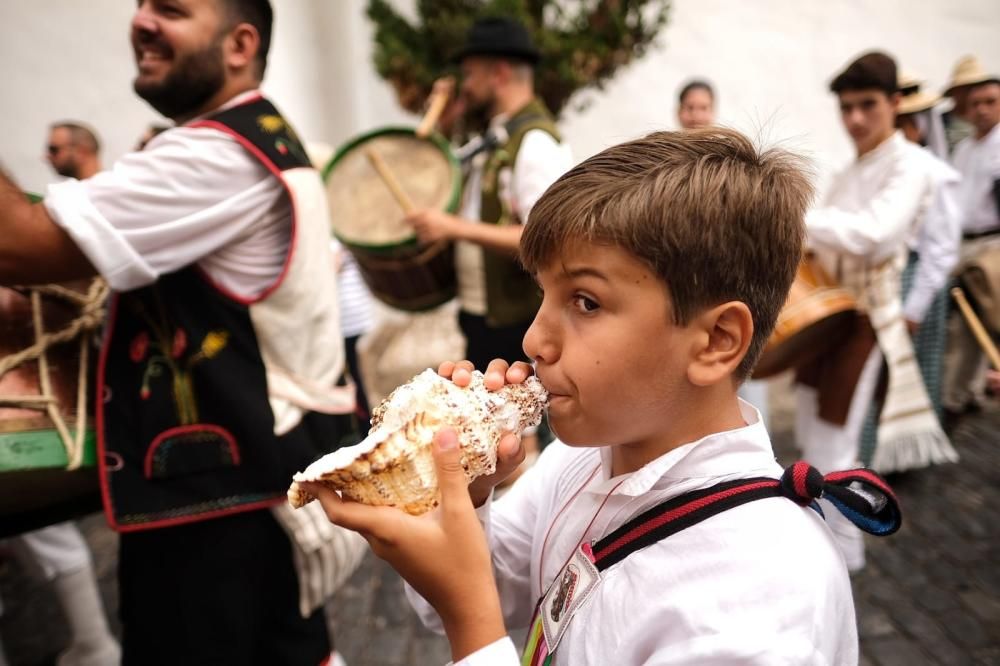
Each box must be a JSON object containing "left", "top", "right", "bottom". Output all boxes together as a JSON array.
[{"left": 323, "top": 127, "right": 461, "bottom": 250}]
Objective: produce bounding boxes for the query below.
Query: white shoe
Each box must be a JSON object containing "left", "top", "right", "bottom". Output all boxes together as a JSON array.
[{"left": 52, "top": 568, "right": 121, "bottom": 666}]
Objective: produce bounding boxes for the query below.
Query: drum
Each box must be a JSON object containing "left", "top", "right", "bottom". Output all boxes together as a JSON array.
[
  {"left": 0, "top": 204, "right": 108, "bottom": 536},
  {"left": 323, "top": 127, "right": 461, "bottom": 312},
  {"left": 752, "top": 257, "right": 857, "bottom": 379}
]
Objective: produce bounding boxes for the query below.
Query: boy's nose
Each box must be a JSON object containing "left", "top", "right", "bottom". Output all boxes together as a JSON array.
[{"left": 522, "top": 310, "right": 558, "bottom": 364}]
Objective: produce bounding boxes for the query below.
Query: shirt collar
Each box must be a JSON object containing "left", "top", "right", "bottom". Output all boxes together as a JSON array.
[
  {"left": 186, "top": 88, "right": 263, "bottom": 125},
  {"left": 977, "top": 122, "right": 1000, "bottom": 145},
  {"left": 489, "top": 112, "right": 511, "bottom": 130},
  {"left": 589, "top": 399, "right": 776, "bottom": 497},
  {"left": 856, "top": 130, "right": 904, "bottom": 165}
]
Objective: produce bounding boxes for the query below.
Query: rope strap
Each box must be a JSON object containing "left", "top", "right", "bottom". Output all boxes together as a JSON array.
[
  {"left": 0, "top": 278, "right": 109, "bottom": 469},
  {"left": 591, "top": 461, "right": 902, "bottom": 572}
]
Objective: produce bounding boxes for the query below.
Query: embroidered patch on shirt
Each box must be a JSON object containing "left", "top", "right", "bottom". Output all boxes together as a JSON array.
[{"left": 541, "top": 543, "right": 600, "bottom": 652}]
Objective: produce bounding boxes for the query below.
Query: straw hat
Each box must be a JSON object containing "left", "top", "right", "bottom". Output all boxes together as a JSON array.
[
  {"left": 944, "top": 55, "right": 999, "bottom": 95},
  {"left": 899, "top": 90, "right": 941, "bottom": 116},
  {"left": 897, "top": 71, "right": 922, "bottom": 95}
]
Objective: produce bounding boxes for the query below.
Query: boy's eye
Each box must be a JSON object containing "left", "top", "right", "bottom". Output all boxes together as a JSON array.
[{"left": 571, "top": 295, "right": 600, "bottom": 313}]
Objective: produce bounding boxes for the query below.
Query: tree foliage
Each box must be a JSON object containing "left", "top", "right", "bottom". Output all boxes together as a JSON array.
[{"left": 367, "top": 0, "right": 671, "bottom": 116}]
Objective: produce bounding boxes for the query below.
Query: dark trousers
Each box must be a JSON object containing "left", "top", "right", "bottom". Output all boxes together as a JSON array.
[
  {"left": 458, "top": 310, "right": 532, "bottom": 372},
  {"left": 344, "top": 334, "right": 370, "bottom": 422},
  {"left": 119, "top": 509, "right": 329, "bottom": 666}
]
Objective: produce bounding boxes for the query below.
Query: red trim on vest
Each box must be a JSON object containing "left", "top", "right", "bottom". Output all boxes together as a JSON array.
[
  {"left": 187, "top": 118, "right": 298, "bottom": 305},
  {"left": 112, "top": 497, "right": 286, "bottom": 534},
  {"left": 143, "top": 424, "right": 240, "bottom": 480}
]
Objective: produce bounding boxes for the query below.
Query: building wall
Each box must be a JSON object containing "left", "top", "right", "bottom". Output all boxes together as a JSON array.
[{"left": 2, "top": 0, "right": 999, "bottom": 194}]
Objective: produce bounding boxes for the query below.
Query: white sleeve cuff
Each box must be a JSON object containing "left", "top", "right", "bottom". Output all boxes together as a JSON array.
[
  {"left": 451, "top": 637, "right": 520, "bottom": 666},
  {"left": 902, "top": 290, "right": 931, "bottom": 323},
  {"left": 44, "top": 179, "right": 158, "bottom": 291}
]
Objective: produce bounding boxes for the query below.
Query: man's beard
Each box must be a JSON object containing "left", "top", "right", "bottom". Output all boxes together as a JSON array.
[
  {"left": 462, "top": 91, "right": 495, "bottom": 134},
  {"left": 134, "top": 38, "right": 226, "bottom": 120},
  {"left": 54, "top": 161, "right": 79, "bottom": 179}
]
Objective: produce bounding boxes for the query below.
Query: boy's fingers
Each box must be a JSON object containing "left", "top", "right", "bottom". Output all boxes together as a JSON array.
[
  {"left": 505, "top": 362, "right": 533, "bottom": 384},
  {"left": 440, "top": 360, "right": 475, "bottom": 385},
  {"left": 484, "top": 358, "right": 511, "bottom": 390},
  {"left": 301, "top": 482, "right": 395, "bottom": 541},
  {"left": 432, "top": 429, "right": 473, "bottom": 512},
  {"left": 452, "top": 361, "right": 474, "bottom": 386},
  {"left": 494, "top": 433, "right": 526, "bottom": 476}
]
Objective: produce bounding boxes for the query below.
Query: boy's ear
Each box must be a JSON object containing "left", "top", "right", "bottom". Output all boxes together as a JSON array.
[{"left": 686, "top": 301, "right": 753, "bottom": 387}]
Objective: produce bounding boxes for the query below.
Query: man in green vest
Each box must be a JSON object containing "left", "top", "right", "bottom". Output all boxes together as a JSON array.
[{"left": 406, "top": 17, "right": 572, "bottom": 462}]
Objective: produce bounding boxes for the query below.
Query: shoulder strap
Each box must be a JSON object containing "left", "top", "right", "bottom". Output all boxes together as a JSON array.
[
  {"left": 189, "top": 95, "right": 312, "bottom": 173},
  {"left": 591, "top": 462, "right": 902, "bottom": 572}
]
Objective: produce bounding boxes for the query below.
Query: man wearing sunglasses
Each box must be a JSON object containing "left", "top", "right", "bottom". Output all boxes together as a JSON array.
[{"left": 45, "top": 122, "right": 101, "bottom": 181}]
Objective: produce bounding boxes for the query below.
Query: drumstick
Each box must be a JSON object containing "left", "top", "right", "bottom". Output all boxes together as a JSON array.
[
  {"left": 951, "top": 287, "right": 1000, "bottom": 369},
  {"left": 415, "top": 77, "right": 454, "bottom": 138},
  {"left": 365, "top": 148, "right": 416, "bottom": 215}
]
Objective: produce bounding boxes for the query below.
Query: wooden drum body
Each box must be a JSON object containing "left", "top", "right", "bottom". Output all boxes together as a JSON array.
[
  {"left": 323, "top": 127, "right": 462, "bottom": 312},
  {"left": 1, "top": 274, "right": 103, "bottom": 536},
  {"left": 752, "top": 258, "right": 857, "bottom": 379}
]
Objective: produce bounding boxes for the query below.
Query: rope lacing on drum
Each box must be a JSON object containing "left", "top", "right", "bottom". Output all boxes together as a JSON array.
[{"left": 0, "top": 278, "right": 109, "bottom": 470}]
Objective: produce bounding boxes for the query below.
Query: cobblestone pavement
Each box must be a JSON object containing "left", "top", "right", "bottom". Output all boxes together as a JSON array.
[{"left": 2, "top": 399, "right": 998, "bottom": 665}]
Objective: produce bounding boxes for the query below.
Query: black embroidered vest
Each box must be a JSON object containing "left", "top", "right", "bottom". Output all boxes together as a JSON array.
[{"left": 97, "top": 97, "right": 354, "bottom": 532}]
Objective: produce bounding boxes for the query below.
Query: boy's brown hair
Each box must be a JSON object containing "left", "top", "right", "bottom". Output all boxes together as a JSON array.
[
  {"left": 521, "top": 127, "right": 811, "bottom": 380},
  {"left": 829, "top": 51, "right": 897, "bottom": 97}
]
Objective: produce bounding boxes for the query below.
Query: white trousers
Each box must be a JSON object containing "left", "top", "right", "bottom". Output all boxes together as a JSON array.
[
  {"left": 9, "top": 521, "right": 92, "bottom": 581},
  {"left": 795, "top": 347, "right": 883, "bottom": 571}
]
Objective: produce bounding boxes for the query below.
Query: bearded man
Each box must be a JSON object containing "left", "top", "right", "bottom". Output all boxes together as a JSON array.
[{"left": 0, "top": 2, "right": 349, "bottom": 664}]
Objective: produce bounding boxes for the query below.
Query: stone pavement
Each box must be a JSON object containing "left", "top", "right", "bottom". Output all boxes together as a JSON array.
[{"left": 2, "top": 401, "right": 999, "bottom": 665}]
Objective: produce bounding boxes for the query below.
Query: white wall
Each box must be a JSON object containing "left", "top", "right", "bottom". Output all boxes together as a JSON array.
[
  {"left": 0, "top": 1, "right": 413, "bottom": 193},
  {"left": 2, "top": 0, "right": 999, "bottom": 194},
  {"left": 560, "top": 0, "right": 1000, "bottom": 186}
]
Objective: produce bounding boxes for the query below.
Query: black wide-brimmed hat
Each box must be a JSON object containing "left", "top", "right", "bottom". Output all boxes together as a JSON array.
[{"left": 451, "top": 17, "right": 541, "bottom": 64}]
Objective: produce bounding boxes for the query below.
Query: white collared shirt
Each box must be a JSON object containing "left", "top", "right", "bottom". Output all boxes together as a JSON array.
[
  {"left": 43, "top": 90, "right": 289, "bottom": 299},
  {"left": 407, "top": 402, "right": 858, "bottom": 665},
  {"left": 952, "top": 122, "right": 1000, "bottom": 235},
  {"left": 806, "top": 132, "right": 932, "bottom": 266},
  {"left": 904, "top": 145, "right": 962, "bottom": 322},
  {"left": 455, "top": 113, "right": 573, "bottom": 316}
]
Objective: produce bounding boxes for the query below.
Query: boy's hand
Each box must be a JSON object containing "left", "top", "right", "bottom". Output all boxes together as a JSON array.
[
  {"left": 302, "top": 429, "right": 506, "bottom": 661},
  {"left": 987, "top": 369, "right": 1000, "bottom": 397},
  {"left": 438, "top": 358, "right": 534, "bottom": 505}
]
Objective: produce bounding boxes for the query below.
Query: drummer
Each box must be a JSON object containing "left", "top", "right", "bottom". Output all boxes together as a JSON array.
[
  {"left": 942, "top": 66, "right": 1000, "bottom": 428},
  {"left": 404, "top": 17, "right": 573, "bottom": 461},
  {"left": 854, "top": 75, "right": 963, "bottom": 468},
  {"left": 0, "top": 1, "right": 348, "bottom": 664},
  {"left": 795, "top": 51, "right": 953, "bottom": 572}
]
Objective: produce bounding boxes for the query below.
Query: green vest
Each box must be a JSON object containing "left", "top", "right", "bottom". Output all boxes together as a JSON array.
[{"left": 475, "top": 98, "right": 561, "bottom": 327}]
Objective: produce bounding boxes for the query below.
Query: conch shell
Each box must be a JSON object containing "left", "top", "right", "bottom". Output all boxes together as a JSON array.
[{"left": 288, "top": 369, "right": 548, "bottom": 515}]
